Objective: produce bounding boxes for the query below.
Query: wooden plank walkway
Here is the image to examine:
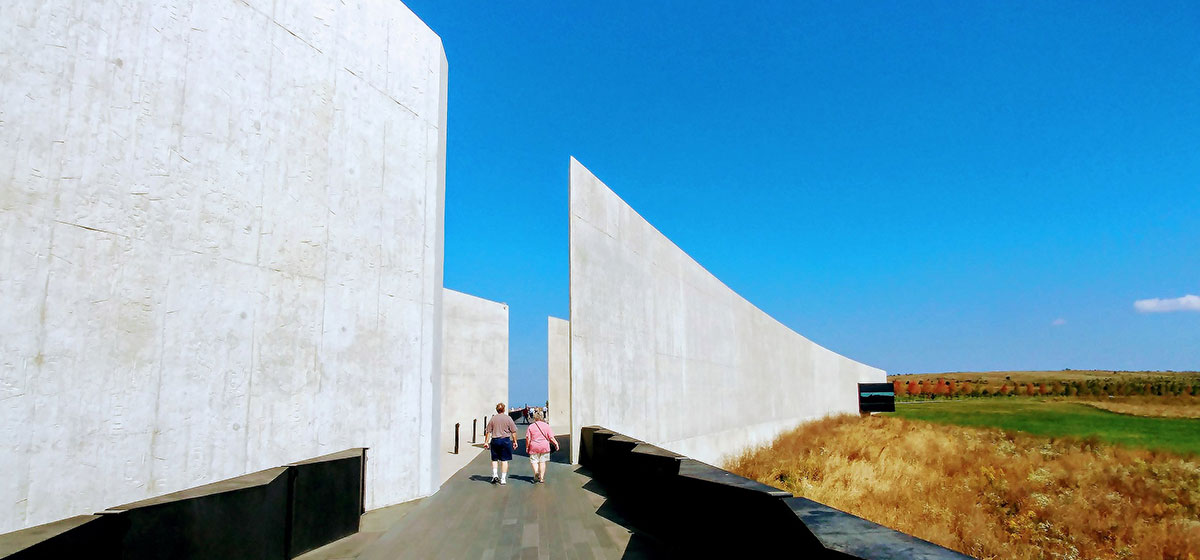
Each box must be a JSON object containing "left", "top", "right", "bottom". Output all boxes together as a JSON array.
[{"left": 354, "top": 425, "right": 666, "bottom": 559}]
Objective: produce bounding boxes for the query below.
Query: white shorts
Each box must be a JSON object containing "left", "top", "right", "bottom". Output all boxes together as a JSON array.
[{"left": 528, "top": 452, "right": 550, "bottom": 464}]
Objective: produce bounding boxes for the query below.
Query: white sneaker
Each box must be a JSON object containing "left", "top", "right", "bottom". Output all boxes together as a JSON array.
[{"left": 500, "top": 478, "right": 507, "bottom": 485}]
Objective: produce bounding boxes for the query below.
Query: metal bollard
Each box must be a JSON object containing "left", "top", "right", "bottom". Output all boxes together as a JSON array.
[
  {"left": 472, "top": 418, "right": 477, "bottom": 443},
  {"left": 455, "top": 423, "right": 460, "bottom": 454}
]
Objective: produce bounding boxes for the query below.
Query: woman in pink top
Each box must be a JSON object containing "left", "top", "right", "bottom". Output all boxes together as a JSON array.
[{"left": 525, "top": 410, "right": 557, "bottom": 483}]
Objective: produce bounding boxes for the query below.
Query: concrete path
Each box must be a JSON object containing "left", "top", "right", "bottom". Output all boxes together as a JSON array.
[
  {"left": 438, "top": 418, "right": 492, "bottom": 485},
  {"left": 303, "top": 424, "right": 666, "bottom": 559}
]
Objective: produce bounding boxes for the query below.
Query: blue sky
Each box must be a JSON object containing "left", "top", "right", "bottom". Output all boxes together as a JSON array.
[{"left": 404, "top": 1, "right": 1200, "bottom": 406}]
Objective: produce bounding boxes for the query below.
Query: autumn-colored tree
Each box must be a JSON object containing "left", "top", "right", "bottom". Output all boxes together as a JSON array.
[
  {"left": 947, "top": 380, "right": 958, "bottom": 395},
  {"left": 999, "top": 384, "right": 1009, "bottom": 396},
  {"left": 907, "top": 380, "right": 919, "bottom": 396},
  {"left": 894, "top": 380, "right": 906, "bottom": 396},
  {"left": 1040, "top": 383, "right": 1051, "bottom": 395}
]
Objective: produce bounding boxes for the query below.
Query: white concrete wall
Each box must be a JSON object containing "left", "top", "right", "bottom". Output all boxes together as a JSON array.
[
  {"left": 439, "top": 288, "right": 508, "bottom": 483},
  {"left": 0, "top": 0, "right": 447, "bottom": 532},
  {"left": 568, "top": 158, "right": 885, "bottom": 465},
  {"left": 547, "top": 317, "right": 571, "bottom": 433}
]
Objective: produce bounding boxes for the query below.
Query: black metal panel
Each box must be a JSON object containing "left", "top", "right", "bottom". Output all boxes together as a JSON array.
[
  {"left": 579, "top": 425, "right": 599, "bottom": 465},
  {"left": 786, "top": 497, "right": 975, "bottom": 559},
  {"left": 0, "top": 515, "right": 122, "bottom": 560},
  {"left": 579, "top": 425, "right": 974, "bottom": 558},
  {"left": 286, "top": 449, "right": 365, "bottom": 558},
  {"left": 579, "top": 427, "right": 823, "bottom": 555},
  {"left": 579, "top": 425, "right": 613, "bottom": 469},
  {"left": 106, "top": 467, "right": 290, "bottom": 560},
  {"left": 859, "top": 382, "right": 896, "bottom": 413}
]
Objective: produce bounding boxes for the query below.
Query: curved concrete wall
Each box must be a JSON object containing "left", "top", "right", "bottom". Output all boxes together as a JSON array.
[
  {"left": 568, "top": 158, "right": 885, "bottom": 465},
  {"left": 0, "top": 0, "right": 447, "bottom": 532},
  {"left": 440, "top": 288, "right": 508, "bottom": 483}
]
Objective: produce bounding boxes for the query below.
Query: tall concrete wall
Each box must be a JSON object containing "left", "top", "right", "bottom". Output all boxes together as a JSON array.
[
  {"left": 547, "top": 317, "right": 570, "bottom": 431},
  {"left": 568, "top": 158, "right": 885, "bottom": 465},
  {"left": 0, "top": 0, "right": 447, "bottom": 532},
  {"left": 439, "top": 288, "right": 508, "bottom": 483}
]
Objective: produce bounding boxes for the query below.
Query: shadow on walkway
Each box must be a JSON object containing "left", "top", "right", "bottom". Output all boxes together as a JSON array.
[
  {"left": 511, "top": 427, "right": 572, "bottom": 465},
  {"left": 576, "top": 466, "right": 675, "bottom": 559},
  {"left": 340, "top": 427, "right": 671, "bottom": 559},
  {"left": 302, "top": 424, "right": 674, "bottom": 559}
]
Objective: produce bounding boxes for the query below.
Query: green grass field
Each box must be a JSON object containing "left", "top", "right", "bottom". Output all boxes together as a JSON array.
[{"left": 886, "top": 398, "right": 1200, "bottom": 456}]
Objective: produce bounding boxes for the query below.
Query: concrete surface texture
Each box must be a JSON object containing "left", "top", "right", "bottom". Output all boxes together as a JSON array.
[
  {"left": 547, "top": 316, "right": 571, "bottom": 432},
  {"left": 568, "top": 158, "right": 885, "bottom": 465},
  {"left": 0, "top": 0, "right": 448, "bottom": 532},
  {"left": 439, "top": 288, "right": 509, "bottom": 484}
]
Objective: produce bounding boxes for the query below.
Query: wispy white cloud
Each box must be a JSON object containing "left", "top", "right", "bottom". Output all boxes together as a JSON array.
[
  {"left": 1134, "top": 294, "right": 1200, "bottom": 313},
  {"left": 1051, "top": 318, "right": 1067, "bottom": 326}
]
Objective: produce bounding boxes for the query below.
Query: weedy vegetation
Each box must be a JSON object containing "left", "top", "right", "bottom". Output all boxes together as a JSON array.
[{"left": 726, "top": 414, "right": 1200, "bottom": 560}]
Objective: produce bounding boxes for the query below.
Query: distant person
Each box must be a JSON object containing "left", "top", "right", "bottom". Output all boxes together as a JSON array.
[
  {"left": 484, "top": 402, "right": 518, "bottom": 485},
  {"left": 521, "top": 407, "right": 529, "bottom": 424},
  {"left": 526, "top": 409, "right": 557, "bottom": 484}
]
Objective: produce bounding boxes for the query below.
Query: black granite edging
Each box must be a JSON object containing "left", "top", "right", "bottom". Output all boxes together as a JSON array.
[
  {"left": 286, "top": 449, "right": 366, "bottom": 557},
  {"left": 579, "top": 426, "right": 974, "bottom": 559},
  {"left": 106, "top": 467, "right": 291, "bottom": 560},
  {"left": 0, "top": 448, "right": 367, "bottom": 560},
  {"left": 0, "top": 515, "right": 122, "bottom": 560},
  {"left": 787, "top": 498, "right": 973, "bottom": 560}
]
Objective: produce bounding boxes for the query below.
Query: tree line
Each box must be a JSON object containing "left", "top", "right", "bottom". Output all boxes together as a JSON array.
[{"left": 893, "top": 378, "right": 1200, "bottom": 399}]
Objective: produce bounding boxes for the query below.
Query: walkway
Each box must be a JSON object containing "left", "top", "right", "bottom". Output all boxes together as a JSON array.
[{"left": 301, "top": 424, "right": 666, "bottom": 559}]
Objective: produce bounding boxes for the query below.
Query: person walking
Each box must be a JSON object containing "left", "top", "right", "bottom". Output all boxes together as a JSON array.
[
  {"left": 526, "top": 409, "right": 557, "bottom": 484},
  {"left": 484, "top": 402, "right": 518, "bottom": 485}
]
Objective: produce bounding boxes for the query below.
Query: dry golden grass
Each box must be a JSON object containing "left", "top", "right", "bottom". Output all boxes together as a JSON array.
[
  {"left": 726, "top": 414, "right": 1200, "bottom": 560},
  {"left": 1073, "top": 396, "right": 1200, "bottom": 419}
]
